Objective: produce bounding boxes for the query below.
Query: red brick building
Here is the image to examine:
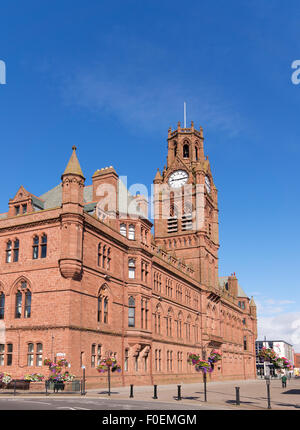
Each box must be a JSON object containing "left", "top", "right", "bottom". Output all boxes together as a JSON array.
[{"left": 0, "top": 122, "right": 257, "bottom": 386}]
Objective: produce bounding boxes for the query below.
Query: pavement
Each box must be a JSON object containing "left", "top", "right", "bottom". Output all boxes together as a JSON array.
[
  {"left": 83, "top": 377, "right": 300, "bottom": 410},
  {"left": 0, "top": 377, "right": 299, "bottom": 410}
]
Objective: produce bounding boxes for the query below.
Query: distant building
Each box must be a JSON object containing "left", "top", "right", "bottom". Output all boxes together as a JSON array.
[
  {"left": 293, "top": 353, "right": 300, "bottom": 376},
  {"left": 255, "top": 340, "right": 294, "bottom": 377}
]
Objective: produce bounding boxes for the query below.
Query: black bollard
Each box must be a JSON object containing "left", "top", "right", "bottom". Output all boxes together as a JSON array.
[
  {"left": 130, "top": 384, "right": 134, "bottom": 398},
  {"left": 177, "top": 385, "right": 182, "bottom": 401},
  {"left": 266, "top": 379, "right": 271, "bottom": 409},
  {"left": 153, "top": 385, "right": 158, "bottom": 399},
  {"left": 235, "top": 386, "right": 240, "bottom": 405}
]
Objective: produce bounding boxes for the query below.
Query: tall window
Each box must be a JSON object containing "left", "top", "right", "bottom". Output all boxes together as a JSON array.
[
  {"left": 36, "top": 343, "right": 43, "bottom": 366},
  {"left": 97, "top": 345, "right": 102, "bottom": 366},
  {"left": 243, "top": 336, "right": 247, "bottom": 351},
  {"left": 97, "top": 296, "right": 102, "bottom": 322},
  {"left": 97, "top": 243, "right": 102, "bottom": 266},
  {"left": 6, "top": 241, "right": 12, "bottom": 263},
  {"left": 13, "top": 239, "right": 19, "bottom": 262},
  {"left": 124, "top": 349, "right": 129, "bottom": 372},
  {"left": 141, "top": 261, "right": 149, "bottom": 282},
  {"left": 183, "top": 144, "right": 189, "bottom": 158},
  {"left": 128, "top": 225, "right": 135, "bottom": 240},
  {"left": 103, "top": 297, "right": 108, "bottom": 323},
  {"left": 24, "top": 291, "right": 31, "bottom": 318},
  {"left": 33, "top": 236, "right": 39, "bottom": 259},
  {"left": 107, "top": 248, "right": 111, "bottom": 270},
  {"left": 91, "top": 344, "right": 96, "bottom": 367},
  {"left": 27, "top": 343, "right": 34, "bottom": 366},
  {"left": 120, "top": 224, "right": 127, "bottom": 237},
  {"left": 0, "top": 293, "right": 5, "bottom": 320},
  {"left": 7, "top": 343, "right": 13, "bottom": 366},
  {"left": 102, "top": 245, "right": 107, "bottom": 269},
  {"left": 97, "top": 293, "right": 108, "bottom": 324},
  {"left": 141, "top": 298, "right": 148, "bottom": 330},
  {"left": 22, "top": 204, "right": 27, "bottom": 214},
  {"left": 0, "top": 344, "right": 4, "bottom": 366},
  {"left": 15, "top": 291, "right": 22, "bottom": 319},
  {"left": 15, "top": 205, "right": 20, "bottom": 215},
  {"left": 41, "top": 234, "right": 47, "bottom": 258},
  {"left": 128, "top": 296, "right": 135, "bottom": 327},
  {"left": 128, "top": 259, "right": 136, "bottom": 279},
  {"left": 195, "top": 146, "right": 199, "bottom": 160}
]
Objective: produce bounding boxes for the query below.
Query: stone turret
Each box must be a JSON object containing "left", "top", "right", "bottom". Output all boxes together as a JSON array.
[{"left": 59, "top": 146, "right": 85, "bottom": 280}]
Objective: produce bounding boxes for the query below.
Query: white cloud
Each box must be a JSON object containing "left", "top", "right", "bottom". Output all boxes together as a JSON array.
[
  {"left": 257, "top": 312, "right": 300, "bottom": 353},
  {"left": 61, "top": 67, "right": 244, "bottom": 137}
]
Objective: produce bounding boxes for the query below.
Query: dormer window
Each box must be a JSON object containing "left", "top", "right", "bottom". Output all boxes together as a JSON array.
[
  {"left": 22, "top": 204, "right": 27, "bottom": 214},
  {"left": 15, "top": 206, "right": 20, "bottom": 216}
]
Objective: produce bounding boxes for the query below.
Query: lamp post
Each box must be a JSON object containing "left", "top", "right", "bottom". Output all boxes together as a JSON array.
[{"left": 105, "top": 350, "right": 113, "bottom": 397}]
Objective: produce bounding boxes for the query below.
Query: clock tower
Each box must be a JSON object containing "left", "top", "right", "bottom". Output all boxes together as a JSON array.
[{"left": 153, "top": 121, "right": 219, "bottom": 288}]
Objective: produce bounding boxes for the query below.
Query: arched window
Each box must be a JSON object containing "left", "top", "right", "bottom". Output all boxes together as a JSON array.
[
  {"left": 120, "top": 224, "right": 127, "bottom": 237},
  {"left": 6, "top": 241, "right": 12, "bottom": 263},
  {"left": 15, "top": 291, "right": 22, "bottom": 319},
  {"left": 128, "top": 259, "right": 136, "bottom": 279},
  {"left": 24, "top": 291, "right": 31, "bottom": 318},
  {"left": 183, "top": 144, "right": 189, "bottom": 158},
  {"left": 13, "top": 239, "right": 19, "bottom": 262},
  {"left": 128, "top": 225, "right": 135, "bottom": 240},
  {"left": 128, "top": 296, "right": 135, "bottom": 327},
  {"left": 41, "top": 234, "right": 47, "bottom": 258},
  {"left": 0, "top": 292, "right": 5, "bottom": 319},
  {"left": 97, "top": 287, "right": 109, "bottom": 324},
  {"left": 33, "top": 236, "right": 39, "bottom": 259},
  {"left": 195, "top": 146, "right": 199, "bottom": 160},
  {"left": 174, "top": 141, "right": 177, "bottom": 157}
]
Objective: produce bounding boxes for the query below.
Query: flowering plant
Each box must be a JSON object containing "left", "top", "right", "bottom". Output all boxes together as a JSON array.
[
  {"left": 96, "top": 357, "right": 121, "bottom": 374},
  {"left": 24, "top": 373, "right": 44, "bottom": 382},
  {"left": 0, "top": 372, "right": 12, "bottom": 385},
  {"left": 188, "top": 351, "right": 222, "bottom": 373},
  {"left": 44, "top": 357, "right": 75, "bottom": 382},
  {"left": 259, "top": 348, "right": 293, "bottom": 371},
  {"left": 208, "top": 350, "right": 222, "bottom": 363}
]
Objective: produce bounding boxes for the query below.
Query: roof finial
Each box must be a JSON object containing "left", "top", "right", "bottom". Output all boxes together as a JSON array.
[{"left": 72, "top": 145, "right": 77, "bottom": 151}]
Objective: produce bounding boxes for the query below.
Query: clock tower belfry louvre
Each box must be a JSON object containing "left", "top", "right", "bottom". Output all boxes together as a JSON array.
[{"left": 153, "top": 121, "right": 219, "bottom": 288}]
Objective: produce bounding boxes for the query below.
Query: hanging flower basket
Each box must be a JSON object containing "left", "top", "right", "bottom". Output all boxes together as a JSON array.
[
  {"left": 188, "top": 351, "right": 222, "bottom": 374},
  {"left": 96, "top": 357, "right": 121, "bottom": 374},
  {"left": 259, "top": 348, "right": 293, "bottom": 371}
]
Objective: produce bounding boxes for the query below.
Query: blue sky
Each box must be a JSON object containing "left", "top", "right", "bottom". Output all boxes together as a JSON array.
[{"left": 0, "top": 0, "right": 300, "bottom": 350}]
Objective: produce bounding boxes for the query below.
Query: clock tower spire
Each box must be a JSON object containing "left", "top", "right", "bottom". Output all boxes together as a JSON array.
[{"left": 153, "top": 122, "right": 219, "bottom": 287}]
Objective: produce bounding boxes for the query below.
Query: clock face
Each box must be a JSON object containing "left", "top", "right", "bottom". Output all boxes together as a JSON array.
[
  {"left": 205, "top": 176, "right": 211, "bottom": 193},
  {"left": 168, "top": 170, "right": 189, "bottom": 188}
]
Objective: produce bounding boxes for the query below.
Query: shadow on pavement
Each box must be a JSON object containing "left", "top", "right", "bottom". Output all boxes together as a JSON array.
[
  {"left": 97, "top": 391, "right": 120, "bottom": 395},
  {"left": 282, "top": 389, "right": 300, "bottom": 395}
]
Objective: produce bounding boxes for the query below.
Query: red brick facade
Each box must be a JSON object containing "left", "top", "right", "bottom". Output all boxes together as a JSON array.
[{"left": 0, "top": 123, "right": 257, "bottom": 387}]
